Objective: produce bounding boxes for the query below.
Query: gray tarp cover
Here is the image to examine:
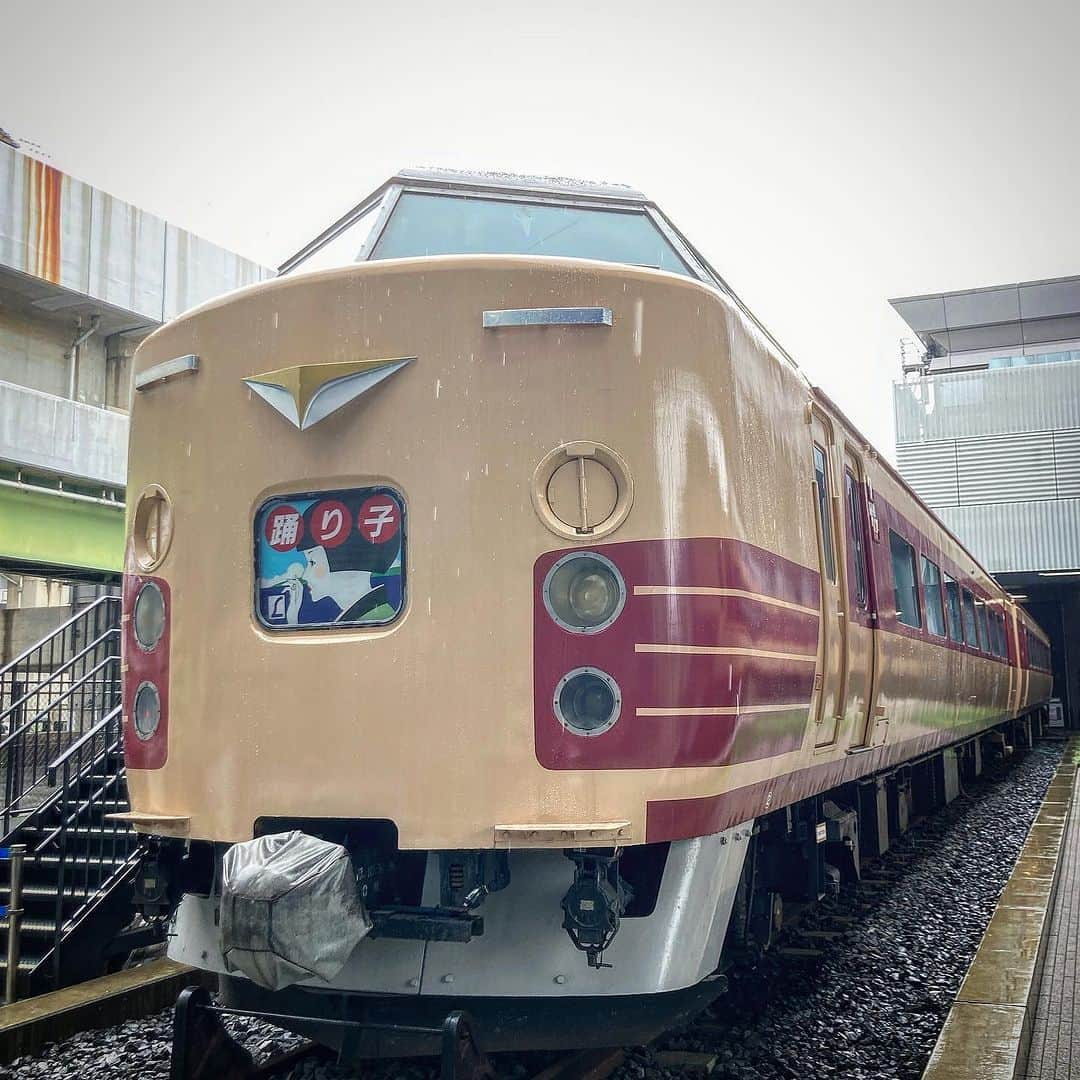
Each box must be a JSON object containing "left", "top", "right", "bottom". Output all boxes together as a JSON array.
[{"left": 221, "top": 830, "right": 371, "bottom": 990}]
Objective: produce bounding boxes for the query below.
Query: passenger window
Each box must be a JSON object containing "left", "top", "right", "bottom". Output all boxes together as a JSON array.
[
  {"left": 813, "top": 445, "right": 836, "bottom": 584},
  {"left": 975, "top": 601, "right": 989, "bottom": 653},
  {"left": 889, "top": 530, "right": 921, "bottom": 628},
  {"left": 844, "top": 470, "right": 868, "bottom": 609},
  {"left": 944, "top": 575, "right": 963, "bottom": 641},
  {"left": 921, "top": 557, "right": 946, "bottom": 637},
  {"left": 962, "top": 589, "right": 978, "bottom": 648}
]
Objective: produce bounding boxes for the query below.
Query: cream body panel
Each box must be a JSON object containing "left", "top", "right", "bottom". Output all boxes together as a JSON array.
[{"left": 126, "top": 257, "right": 814, "bottom": 846}]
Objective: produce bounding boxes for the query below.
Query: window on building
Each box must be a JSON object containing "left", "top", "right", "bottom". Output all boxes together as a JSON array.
[
  {"left": 962, "top": 589, "right": 979, "bottom": 648},
  {"left": 944, "top": 574, "right": 963, "bottom": 642},
  {"left": 844, "top": 470, "right": 868, "bottom": 610},
  {"left": 889, "top": 531, "right": 921, "bottom": 628},
  {"left": 920, "top": 556, "right": 946, "bottom": 637},
  {"left": 813, "top": 445, "right": 836, "bottom": 584},
  {"left": 975, "top": 600, "right": 990, "bottom": 653}
]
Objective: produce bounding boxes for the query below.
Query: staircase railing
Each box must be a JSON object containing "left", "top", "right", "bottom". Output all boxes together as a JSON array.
[
  {"left": 43, "top": 703, "right": 139, "bottom": 985},
  {"left": 0, "top": 597, "right": 121, "bottom": 835}
]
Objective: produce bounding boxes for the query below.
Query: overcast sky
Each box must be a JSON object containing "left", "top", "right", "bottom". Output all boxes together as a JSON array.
[{"left": 4, "top": 0, "right": 1078, "bottom": 456}]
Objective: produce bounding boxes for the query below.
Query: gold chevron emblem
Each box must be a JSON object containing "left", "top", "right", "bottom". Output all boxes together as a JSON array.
[{"left": 243, "top": 357, "right": 414, "bottom": 430}]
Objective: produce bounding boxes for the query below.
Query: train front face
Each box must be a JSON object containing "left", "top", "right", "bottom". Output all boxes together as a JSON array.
[{"left": 124, "top": 187, "right": 817, "bottom": 1047}]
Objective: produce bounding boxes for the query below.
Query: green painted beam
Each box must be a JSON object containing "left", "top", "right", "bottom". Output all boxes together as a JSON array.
[{"left": 0, "top": 486, "right": 124, "bottom": 573}]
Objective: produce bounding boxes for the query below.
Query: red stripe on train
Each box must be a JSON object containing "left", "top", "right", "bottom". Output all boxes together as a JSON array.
[
  {"left": 534, "top": 537, "right": 820, "bottom": 771},
  {"left": 643, "top": 719, "right": 998, "bottom": 841}
]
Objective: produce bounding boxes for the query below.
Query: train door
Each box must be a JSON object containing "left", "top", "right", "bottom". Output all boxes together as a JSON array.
[
  {"left": 841, "top": 447, "right": 877, "bottom": 744},
  {"left": 1005, "top": 603, "right": 1020, "bottom": 716},
  {"left": 1015, "top": 615, "right": 1030, "bottom": 714},
  {"left": 809, "top": 408, "right": 845, "bottom": 748}
]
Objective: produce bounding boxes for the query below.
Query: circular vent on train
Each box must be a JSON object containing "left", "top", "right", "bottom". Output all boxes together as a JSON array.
[{"left": 532, "top": 442, "right": 633, "bottom": 540}]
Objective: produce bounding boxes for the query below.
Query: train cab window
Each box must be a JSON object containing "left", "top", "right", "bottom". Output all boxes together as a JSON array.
[
  {"left": 844, "top": 470, "right": 868, "bottom": 609},
  {"left": 944, "top": 574, "right": 963, "bottom": 642},
  {"left": 961, "top": 589, "right": 979, "bottom": 648},
  {"left": 813, "top": 445, "right": 836, "bottom": 583},
  {"left": 975, "top": 601, "right": 990, "bottom": 653},
  {"left": 889, "top": 530, "right": 921, "bottom": 628},
  {"left": 371, "top": 193, "right": 694, "bottom": 276}
]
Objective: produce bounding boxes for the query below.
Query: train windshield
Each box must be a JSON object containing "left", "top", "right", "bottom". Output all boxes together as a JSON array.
[
  {"left": 369, "top": 193, "right": 693, "bottom": 275},
  {"left": 294, "top": 191, "right": 693, "bottom": 277}
]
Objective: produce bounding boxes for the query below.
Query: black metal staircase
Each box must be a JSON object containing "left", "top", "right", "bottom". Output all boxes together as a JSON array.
[{"left": 0, "top": 597, "right": 148, "bottom": 997}]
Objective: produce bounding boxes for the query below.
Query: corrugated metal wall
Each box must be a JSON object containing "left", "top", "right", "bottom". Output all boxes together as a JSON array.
[
  {"left": 936, "top": 501, "right": 1080, "bottom": 574},
  {"left": 894, "top": 364, "right": 1080, "bottom": 572},
  {"left": 897, "top": 430, "right": 1074, "bottom": 506}
]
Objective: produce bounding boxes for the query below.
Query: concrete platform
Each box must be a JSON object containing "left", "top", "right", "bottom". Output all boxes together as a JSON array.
[
  {"left": 923, "top": 739, "right": 1080, "bottom": 1080},
  {"left": 0, "top": 958, "right": 214, "bottom": 1063},
  {"left": 1024, "top": 743, "right": 1080, "bottom": 1080}
]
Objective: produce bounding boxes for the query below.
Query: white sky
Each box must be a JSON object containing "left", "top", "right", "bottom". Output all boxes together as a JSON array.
[{"left": 4, "top": 0, "right": 1078, "bottom": 457}]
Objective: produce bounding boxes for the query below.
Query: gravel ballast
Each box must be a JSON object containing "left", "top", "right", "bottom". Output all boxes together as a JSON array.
[
  {"left": 0, "top": 742, "right": 1061, "bottom": 1080},
  {"left": 615, "top": 741, "right": 1064, "bottom": 1080}
]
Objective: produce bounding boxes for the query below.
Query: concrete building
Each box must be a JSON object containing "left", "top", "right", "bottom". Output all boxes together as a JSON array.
[
  {"left": 0, "top": 139, "right": 271, "bottom": 622},
  {"left": 892, "top": 276, "right": 1080, "bottom": 725}
]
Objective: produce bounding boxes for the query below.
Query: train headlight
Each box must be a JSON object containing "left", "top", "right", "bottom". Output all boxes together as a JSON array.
[
  {"left": 544, "top": 552, "right": 626, "bottom": 633},
  {"left": 554, "top": 668, "right": 621, "bottom": 736},
  {"left": 133, "top": 581, "right": 166, "bottom": 652},
  {"left": 133, "top": 682, "right": 162, "bottom": 741}
]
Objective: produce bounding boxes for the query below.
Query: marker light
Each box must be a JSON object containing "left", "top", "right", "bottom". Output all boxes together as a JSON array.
[
  {"left": 543, "top": 552, "right": 626, "bottom": 634},
  {"left": 133, "top": 682, "right": 162, "bottom": 741},
  {"left": 554, "top": 668, "right": 621, "bottom": 737},
  {"left": 133, "top": 581, "right": 166, "bottom": 651}
]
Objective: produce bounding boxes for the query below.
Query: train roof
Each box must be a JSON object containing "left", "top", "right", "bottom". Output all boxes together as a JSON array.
[
  {"left": 278, "top": 166, "right": 794, "bottom": 368},
  {"left": 396, "top": 167, "right": 649, "bottom": 203}
]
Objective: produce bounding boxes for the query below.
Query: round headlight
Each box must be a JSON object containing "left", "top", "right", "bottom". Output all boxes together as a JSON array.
[
  {"left": 133, "top": 682, "right": 161, "bottom": 741},
  {"left": 554, "top": 668, "right": 621, "bottom": 736},
  {"left": 133, "top": 581, "right": 166, "bottom": 651},
  {"left": 543, "top": 552, "right": 626, "bottom": 634}
]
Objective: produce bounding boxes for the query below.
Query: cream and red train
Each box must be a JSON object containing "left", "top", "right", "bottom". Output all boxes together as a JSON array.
[{"left": 119, "top": 170, "right": 1051, "bottom": 1058}]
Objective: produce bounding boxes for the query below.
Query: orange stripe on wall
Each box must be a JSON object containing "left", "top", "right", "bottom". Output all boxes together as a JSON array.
[{"left": 31, "top": 158, "right": 62, "bottom": 283}]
